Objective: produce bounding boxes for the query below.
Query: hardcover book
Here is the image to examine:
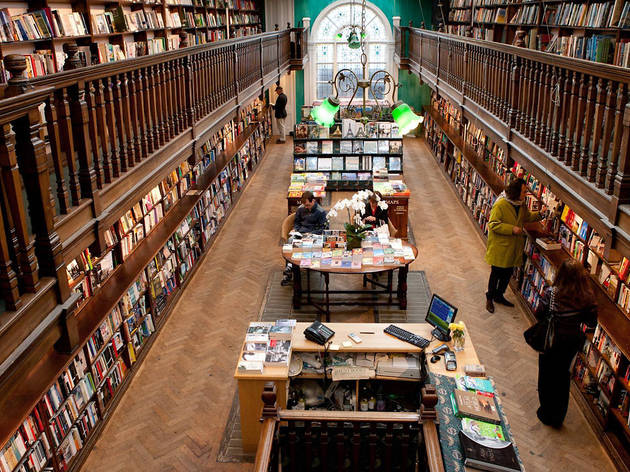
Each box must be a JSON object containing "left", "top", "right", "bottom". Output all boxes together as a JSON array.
[
  {"left": 389, "top": 157, "right": 401, "bottom": 171},
  {"left": 352, "top": 140, "right": 363, "bottom": 153},
  {"left": 321, "top": 140, "right": 333, "bottom": 154},
  {"left": 452, "top": 389, "right": 501, "bottom": 424},
  {"left": 295, "top": 124, "right": 308, "bottom": 139},
  {"left": 373, "top": 156, "right": 386, "bottom": 170},
  {"left": 378, "top": 140, "right": 390, "bottom": 153},
  {"left": 305, "top": 141, "right": 318, "bottom": 154},
  {"left": 318, "top": 158, "right": 332, "bottom": 171},
  {"left": 346, "top": 156, "right": 360, "bottom": 171},
  {"left": 306, "top": 157, "right": 318, "bottom": 171},
  {"left": 318, "top": 125, "right": 329, "bottom": 138},
  {"left": 459, "top": 430, "right": 521, "bottom": 472},
  {"left": 364, "top": 140, "right": 378, "bottom": 154},
  {"left": 390, "top": 141, "right": 402, "bottom": 154},
  {"left": 332, "top": 156, "right": 344, "bottom": 170},
  {"left": 294, "top": 158, "right": 305, "bottom": 171},
  {"left": 308, "top": 124, "right": 319, "bottom": 139},
  {"left": 340, "top": 141, "right": 353, "bottom": 153}
]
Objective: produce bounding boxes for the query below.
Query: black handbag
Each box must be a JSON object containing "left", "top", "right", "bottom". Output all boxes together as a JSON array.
[
  {"left": 524, "top": 289, "right": 587, "bottom": 353},
  {"left": 524, "top": 288, "right": 557, "bottom": 353}
]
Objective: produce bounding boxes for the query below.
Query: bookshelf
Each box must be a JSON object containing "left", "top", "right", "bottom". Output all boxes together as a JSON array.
[
  {"left": 424, "top": 89, "right": 630, "bottom": 471},
  {"left": 293, "top": 120, "right": 404, "bottom": 191},
  {"left": 0, "top": 0, "right": 264, "bottom": 81},
  {"left": 0, "top": 97, "right": 271, "bottom": 472},
  {"left": 445, "top": 0, "right": 630, "bottom": 66}
]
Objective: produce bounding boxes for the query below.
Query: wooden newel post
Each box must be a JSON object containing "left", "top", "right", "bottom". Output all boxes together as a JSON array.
[
  {"left": 63, "top": 43, "right": 82, "bottom": 71},
  {"left": 420, "top": 385, "right": 445, "bottom": 472},
  {"left": 420, "top": 385, "right": 438, "bottom": 421},
  {"left": 421, "top": 21, "right": 425, "bottom": 29},
  {"left": 274, "top": 24, "right": 279, "bottom": 31},
  {"left": 260, "top": 382, "right": 278, "bottom": 421},
  {"left": 465, "top": 26, "right": 472, "bottom": 38},
  {"left": 514, "top": 30, "right": 526, "bottom": 48},
  {"left": 179, "top": 32, "right": 188, "bottom": 49},
  {"left": 4, "top": 54, "right": 31, "bottom": 97}
]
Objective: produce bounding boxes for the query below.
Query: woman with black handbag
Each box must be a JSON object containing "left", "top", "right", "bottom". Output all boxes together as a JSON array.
[{"left": 534, "top": 259, "right": 597, "bottom": 427}]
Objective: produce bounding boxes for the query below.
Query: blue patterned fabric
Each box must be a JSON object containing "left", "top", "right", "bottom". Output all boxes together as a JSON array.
[{"left": 428, "top": 372, "right": 525, "bottom": 472}]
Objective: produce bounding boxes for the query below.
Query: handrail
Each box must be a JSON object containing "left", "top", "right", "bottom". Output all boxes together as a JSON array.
[
  {"left": 397, "top": 25, "right": 630, "bottom": 238},
  {"left": 253, "top": 418, "right": 278, "bottom": 472},
  {"left": 278, "top": 409, "right": 421, "bottom": 423}
]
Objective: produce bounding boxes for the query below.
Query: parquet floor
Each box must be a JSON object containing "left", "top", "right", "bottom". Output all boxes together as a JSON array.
[{"left": 81, "top": 138, "right": 616, "bottom": 472}]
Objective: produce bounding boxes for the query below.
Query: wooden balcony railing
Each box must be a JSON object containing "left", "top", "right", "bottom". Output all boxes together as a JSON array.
[
  {"left": 253, "top": 382, "right": 445, "bottom": 472},
  {"left": 0, "top": 28, "right": 304, "bottom": 372},
  {"left": 395, "top": 26, "right": 630, "bottom": 249}
]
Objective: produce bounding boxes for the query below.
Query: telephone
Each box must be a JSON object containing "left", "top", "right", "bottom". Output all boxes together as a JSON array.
[{"left": 304, "top": 321, "right": 335, "bottom": 345}]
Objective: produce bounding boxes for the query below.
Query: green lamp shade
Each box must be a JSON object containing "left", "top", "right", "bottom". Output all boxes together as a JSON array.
[
  {"left": 392, "top": 101, "right": 424, "bottom": 135},
  {"left": 348, "top": 30, "right": 361, "bottom": 49},
  {"left": 311, "top": 96, "right": 340, "bottom": 127}
]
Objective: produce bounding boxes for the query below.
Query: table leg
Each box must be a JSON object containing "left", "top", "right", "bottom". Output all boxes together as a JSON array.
[
  {"left": 307, "top": 269, "right": 311, "bottom": 304},
  {"left": 388, "top": 270, "right": 393, "bottom": 304},
  {"left": 325, "top": 273, "right": 330, "bottom": 322},
  {"left": 397, "top": 265, "right": 408, "bottom": 310},
  {"left": 292, "top": 265, "right": 302, "bottom": 309}
]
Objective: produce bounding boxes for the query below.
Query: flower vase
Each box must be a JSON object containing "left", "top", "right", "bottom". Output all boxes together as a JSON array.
[
  {"left": 346, "top": 235, "right": 362, "bottom": 250},
  {"left": 452, "top": 332, "right": 465, "bottom": 351}
]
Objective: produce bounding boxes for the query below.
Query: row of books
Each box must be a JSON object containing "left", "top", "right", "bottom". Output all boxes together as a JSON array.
[
  {"left": 295, "top": 121, "right": 402, "bottom": 140},
  {"left": 449, "top": 9, "right": 472, "bottom": 23},
  {"left": 0, "top": 9, "right": 88, "bottom": 43},
  {"left": 294, "top": 156, "right": 402, "bottom": 173},
  {"left": 294, "top": 140, "right": 402, "bottom": 155},
  {"left": 509, "top": 5, "right": 539, "bottom": 25},
  {"left": 475, "top": 7, "right": 505, "bottom": 24},
  {"left": 92, "top": 8, "right": 164, "bottom": 34},
  {"left": 546, "top": 1, "right": 624, "bottom": 28},
  {"left": 55, "top": 402, "right": 99, "bottom": 471},
  {"left": 0, "top": 412, "right": 50, "bottom": 472},
  {"left": 237, "top": 321, "right": 295, "bottom": 373},
  {"left": 229, "top": 12, "right": 261, "bottom": 25},
  {"left": 546, "top": 33, "right": 617, "bottom": 64},
  {"left": 450, "top": 0, "right": 473, "bottom": 7}
]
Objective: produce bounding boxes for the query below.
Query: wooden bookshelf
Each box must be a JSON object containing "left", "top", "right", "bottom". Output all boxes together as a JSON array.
[
  {"left": 0, "top": 0, "right": 264, "bottom": 81},
  {"left": 425, "top": 88, "right": 630, "bottom": 471},
  {"left": 0, "top": 101, "right": 271, "bottom": 472},
  {"left": 445, "top": 0, "right": 630, "bottom": 66}
]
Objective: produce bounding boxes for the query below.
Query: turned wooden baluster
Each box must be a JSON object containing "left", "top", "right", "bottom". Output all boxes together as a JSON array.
[
  {"left": 176, "top": 58, "right": 186, "bottom": 132},
  {"left": 156, "top": 63, "right": 167, "bottom": 147},
  {"left": 545, "top": 66, "right": 558, "bottom": 153},
  {"left": 52, "top": 88, "right": 80, "bottom": 206},
  {"left": 613, "top": 103, "right": 630, "bottom": 203},
  {"left": 69, "top": 79, "right": 98, "bottom": 199},
  {"left": 508, "top": 56, "right": 520, "bottom": 129},
  {"left": 162, "top": 62, "right": 173, "bottom": 140},
  {"left": 320, "top": 421, "right": 329, "bottom": 471},
  {"left": 537, "top": 64, "right": 550, "bottom": 147},
  {"left": 83, "top": 81, "right": 102, "bottom": 189},
  {"left": 103, "top": 77, "right": 120, "bottom": 178},
  {"left": 518, "top": 59, "right": 530, "bottom": 134},
  {"left": 184, "top": 55, "right": 195, "bottom": 128},
  {"left": 384, "top": 423, "right": 393, "bottom": 470},
  {"left": 573, "top": 73, "right": 587, "bottom": 173},
  {"left": 400, "top": 423, "right": 413, "bottom": 470},
  {"left": 562, "top": 71, "right": 579, "bottom": 167},
  {"left": 200, "top": 51, "right": 209, "bottom": 116},
  {"left": 591, "top": 79, "right": 607, "bottom": 187},
  {"left": 368, "top": 422, "right": 377, "bottom": 472},
  {"left": 526, "top": 61, "right": 539, "bottom": 140},
  {"left": 148, "top": 64, "right": 161, "bottom": 148},
  {"left": 127, "top": 70, "right": 143, "bottom": 162},
  {"left": 0, "top": 203, "right": 20, "bottom": 310},
  {"left": 583, "top": 77, "right": 598, "bottom": 181},
  {"left": 43, "top": 97, "right": 70, "bottom": 214},
  {"left": 556, "top": 69, "right": 572, "bottom": 162},
  {"left": 351, "top": 422, "right": 360, "bottom": 472},
  {"left": 498, "top": 52, "right": 507, "bottom": 122},
  {"left": 607, "top": 84, "right": 627, "bottom": 194},
  {"left": 111, "top": 75, "right": 128, "bottom": 173},
  {"left": 12, "top": 106, "right": 68, "bottom": 300},
  {"left": 118, "top": 72, "right": 135, "bottom": 167},
  {"left": 206, "top": 51, "right": 214, "bottom": 113},
  {"left": 288, "top": 421, "right": 297, "bottom": 472},
  {"left": 598, "top": 81, "right": 618, "bottom": 188},
  {"left": 167, "top": 61, "right": 177, "bottom": 136},
  {"left": 335, "top": 422, "right": 344, "bottom": 471},
  {"left": 304, "top": 420, "right": 313, "bottom": 471},
  {"left": 0, "top": 122, "right": 39, "bottom": 293},
  {"left": 93, "top": 79, "right": 111, "bottom": 183},
  {"left": 62, "top": 43, "right": 82, "bottom": 71},
  {"left": 194, "top": 54, "right": 203, "bottom": 119},
  {"left": 493, "top": 50, "right": 501, "bottom": 117}
]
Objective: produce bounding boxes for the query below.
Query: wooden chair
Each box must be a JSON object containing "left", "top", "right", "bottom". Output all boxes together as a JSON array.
[{"left": 281, "top": 213, "right": 296, "bottom": 243}]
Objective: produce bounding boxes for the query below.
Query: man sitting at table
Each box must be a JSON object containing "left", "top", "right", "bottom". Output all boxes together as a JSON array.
[
  {"left": 281, "top": 191, "right": 327, "bottom": 286},
  {"left": 360, "top": 191, "right": 388, "bottom": 228},
  {"left": 294, "top": 191, "right": 327, "bottom": 235}
]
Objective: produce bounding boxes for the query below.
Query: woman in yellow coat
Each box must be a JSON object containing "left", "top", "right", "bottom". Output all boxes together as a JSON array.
[{"left": 485, "top": 178, "right": 544, "bottom": 313}]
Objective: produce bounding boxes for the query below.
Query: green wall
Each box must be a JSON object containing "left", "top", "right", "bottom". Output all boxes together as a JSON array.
[{"left": 294, "top": 0, "right": 433, "bottom": 120}]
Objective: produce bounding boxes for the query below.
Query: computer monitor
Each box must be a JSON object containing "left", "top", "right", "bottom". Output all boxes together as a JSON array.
[{"left": 425, "top": 294, "right": 458, "bottom": 342}]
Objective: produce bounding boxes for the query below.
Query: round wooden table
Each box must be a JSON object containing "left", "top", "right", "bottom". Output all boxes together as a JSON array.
[{"left": 282, "top": 242, "right": 418, "bottom": 321}]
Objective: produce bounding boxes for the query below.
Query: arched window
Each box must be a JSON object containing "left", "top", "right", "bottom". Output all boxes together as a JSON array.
[{"left": 309, "top": 1, "right": 393, "bottom": 103}]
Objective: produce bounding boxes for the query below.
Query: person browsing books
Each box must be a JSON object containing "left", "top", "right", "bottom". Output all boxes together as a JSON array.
[
  {"left": 534, "top": 259, "right": 597, "bottom": 428},
  {"left": 294, "top": 191, "right": 327, "bottom": 235},
  {"left": 360, "top": 191, "right": 388, "bottom": 227},
  {"left": 272, "top": 86, "right": 288, "bottom": 144},
  {"left": 485, "top": 178, "right": 545, "bottom": 313}
]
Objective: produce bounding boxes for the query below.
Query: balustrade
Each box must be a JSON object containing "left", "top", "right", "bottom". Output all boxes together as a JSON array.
[
  {"left": 0, "top": 28, "right": 302, "bottom": 315},
  {"left": 396, "top": 25, "right": 630, "bottom": 224}
]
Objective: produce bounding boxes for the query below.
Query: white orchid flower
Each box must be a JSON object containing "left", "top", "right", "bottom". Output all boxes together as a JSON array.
[
  {"left": 377, "top": 200, "right": 388, "bottom": 210},
  {"left": 326, "top": 208, "right": 338, "bottom": 219},
  {"left": 354, "top": 214, "right": 363, "bottom": 226}
]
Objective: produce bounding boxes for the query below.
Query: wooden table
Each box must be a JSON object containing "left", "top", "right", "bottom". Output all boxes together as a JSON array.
[
  {"left": 282, "top": 242, "right": 418, "bottom": 321},
  {"left": 234, "top": 322, "right": 479, "bottom": 454}
]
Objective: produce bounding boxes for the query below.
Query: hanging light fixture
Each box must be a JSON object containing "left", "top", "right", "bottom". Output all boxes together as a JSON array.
[
  {"left": 311, "top": 96, "right": 340, "bottom": 127},
  {"left": 391, "top": 101, "right": 424, "bottom": 135},
  {"left": 347, "top": 28, "right": 361, "bottom": 49}
]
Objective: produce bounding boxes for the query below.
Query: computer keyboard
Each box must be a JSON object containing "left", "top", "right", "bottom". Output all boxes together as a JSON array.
[{"left": 384, "top": 325, "right": 430, "bottom": 349}]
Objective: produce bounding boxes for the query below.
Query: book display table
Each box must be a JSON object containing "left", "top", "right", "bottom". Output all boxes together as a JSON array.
[
  {"left": 282, "top": 241, "right": 418, "bottom": 320},
  {"left": 233, "top": 322, "right": 482, "bottom": 455}
]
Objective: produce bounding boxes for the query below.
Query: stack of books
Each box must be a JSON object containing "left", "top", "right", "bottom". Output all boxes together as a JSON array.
[{"left": 238, "top": 320, "right": 295, "bottom": 373}]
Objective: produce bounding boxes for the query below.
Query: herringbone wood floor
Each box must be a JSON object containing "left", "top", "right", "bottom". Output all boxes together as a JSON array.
[{"left": 81, "top": 138, "right": 616, "bottom": 472}]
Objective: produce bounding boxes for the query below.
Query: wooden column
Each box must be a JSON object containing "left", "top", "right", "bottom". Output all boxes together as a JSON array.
[
  {"left": 69, "top": 80, "right": 98, "bottom": 199},
  {"left": 613, "top": 103, "right": 630, "bottom": 206}
]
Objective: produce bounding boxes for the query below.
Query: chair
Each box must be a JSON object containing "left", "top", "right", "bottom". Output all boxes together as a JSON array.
[{"left": 281, "top": 213, "right": 296, "bottom": 243}]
